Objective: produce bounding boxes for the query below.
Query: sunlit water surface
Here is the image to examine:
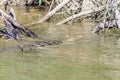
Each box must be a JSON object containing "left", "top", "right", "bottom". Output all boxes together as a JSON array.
[{"left": 0, "top": 7, "right": 120, "bottom": 80}]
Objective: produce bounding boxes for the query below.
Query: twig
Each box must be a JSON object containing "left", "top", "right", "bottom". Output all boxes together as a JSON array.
[
  {"left": 103, "top": 0, "right": 109, "bottom": 31},
  {"left": 49, "top": 0, "right": 55, "bottom": 12}
]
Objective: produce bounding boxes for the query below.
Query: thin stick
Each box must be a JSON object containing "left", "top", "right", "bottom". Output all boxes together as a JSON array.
[
  {"left": 103, "top": 0, "right": 109, "bottom": 31},
  {"left": 49, "top": 0, "right": 55, "bottom": 12}
]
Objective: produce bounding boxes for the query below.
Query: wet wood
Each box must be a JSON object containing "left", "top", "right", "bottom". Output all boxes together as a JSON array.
[
  {"left": 93, "top": 19, "right": 116, "bottom": 33},
  {"left": 93, "top": 0, "right": 120, "bottom": 33},
  {"left": 0, "top": 9, "right": 37, "bottom": 39}
]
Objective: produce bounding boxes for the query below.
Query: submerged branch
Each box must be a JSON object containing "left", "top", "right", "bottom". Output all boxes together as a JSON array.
[
  {"left": 0, "top": 9, "right": 37, "bottom": 40},
  {"left": 93, "top": 0, "right": 120, "bottom": 33}
]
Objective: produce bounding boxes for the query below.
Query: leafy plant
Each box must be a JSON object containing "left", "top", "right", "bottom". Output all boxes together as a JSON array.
[{"left": 39, "top": 0, "right": 44, "bottom": 5}]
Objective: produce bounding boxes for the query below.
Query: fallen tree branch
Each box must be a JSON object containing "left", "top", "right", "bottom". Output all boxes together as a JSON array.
[
  {"left": 0, "top": 10, "right": 37, "bottom": 38},
  {"left": 93, "top": 0, "right": 120, "bottom": 33},
  {"left": 56, "top": 0, "right": 120, "bottom": 25},
  {"left": 56, "top": 6, "right": 105, "bottom": 25},
  {"left": 38, "top": 0, "right": 71, "bottom": 23},
  {"left": 111, "top": 0, "right": 120, "bottom": 29},
  {"left": 0, "top": 9, "right": 37, "bottom": 39},
  {"left": 93, "top": 19, "right": 116, "bottom": 33}
]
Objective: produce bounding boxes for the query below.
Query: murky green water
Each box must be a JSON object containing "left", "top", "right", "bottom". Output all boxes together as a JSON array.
[{"left": 0, "top": 7, "right": 120, "bottom": 80}]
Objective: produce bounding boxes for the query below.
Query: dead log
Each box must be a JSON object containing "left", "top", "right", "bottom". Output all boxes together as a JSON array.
[
  {"left": 0, "top": 15, "right": 21, "bottom": 39},
  {"left": 2, "top": 14, "right": 22, "bottom": 39},
  {"left": 0, "top": 10, "right": 37, "bottom": 38}
]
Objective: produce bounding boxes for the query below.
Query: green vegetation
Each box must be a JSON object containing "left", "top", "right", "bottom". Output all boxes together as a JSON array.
[{"left": 39, "top": 0, "right": 44, "bottom": 5}]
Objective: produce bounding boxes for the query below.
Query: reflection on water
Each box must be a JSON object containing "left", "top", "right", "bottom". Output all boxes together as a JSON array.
[{"left": 0, "top": 7, "right": 120, "bottom": 80}]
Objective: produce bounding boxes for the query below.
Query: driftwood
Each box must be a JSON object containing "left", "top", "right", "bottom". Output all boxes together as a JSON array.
[
  {"left": 56, "top": 6, "right": 105, "bottom": 25},
  {"left": 2, "top": 15, "right": 22, "bottom": 39},
  {"left": 38, "top": 0, "right": 71, "bottom": 23},
  {"left": 0, "top": 28, "right": 15, "bottom": 39},
  {"left": 35, "top": 0, "right": 120, "bottom": 25},
  {"left": 0, "top": 8, "right": 37, "bottom": 40},
  {"left": 93, "top": 0, "right": 120, "bottom": 33},
  {"left": 93, "top": 19, "right": 117, "bottom": 33},
  {"left": 56, "top": 0, "right": 120, "bottom": 25},
  {"left": 111, "top": 0, "right": 120, "bottom": 29}
]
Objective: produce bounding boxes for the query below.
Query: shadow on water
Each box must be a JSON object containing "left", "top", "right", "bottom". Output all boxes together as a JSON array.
[{"left": 0, "top": 7, "right": 120, "bottom": 80}]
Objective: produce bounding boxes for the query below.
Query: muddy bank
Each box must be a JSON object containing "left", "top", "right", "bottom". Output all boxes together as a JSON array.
[{"left": 0, "top": 39, "right": 62, "bottom": 53}]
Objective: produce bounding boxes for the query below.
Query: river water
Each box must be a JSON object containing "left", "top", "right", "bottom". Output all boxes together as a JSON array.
[{"left": 0, "top": 7, "right": 120, "bottom": 80}]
